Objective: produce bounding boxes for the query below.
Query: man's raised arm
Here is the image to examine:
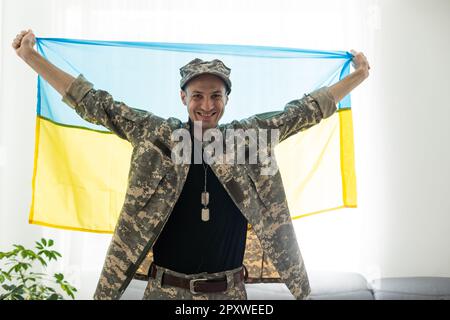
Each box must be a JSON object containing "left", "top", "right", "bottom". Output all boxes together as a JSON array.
[
  {"left": 13, "top": 29, "right": 75, "bottom": 97},
  {"left": 240, "top": 49, "right": 370, "bottom": 142},
  {"left": 13, "top": 29, "right": 165, "bottom": 145},
  {"left": 328, "top": 50, "right": 370, "bottom": 103}
]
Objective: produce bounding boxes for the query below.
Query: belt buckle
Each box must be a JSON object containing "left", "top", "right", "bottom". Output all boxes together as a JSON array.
[{"left": 189, "top": 277, "right": 208, "bottom": 294}]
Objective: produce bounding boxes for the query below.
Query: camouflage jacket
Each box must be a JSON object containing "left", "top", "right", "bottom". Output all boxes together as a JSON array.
[{"left": 62, "top": 74, "right": 337, "bottom": 300}]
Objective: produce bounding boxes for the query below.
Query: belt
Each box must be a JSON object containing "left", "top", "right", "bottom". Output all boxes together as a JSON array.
[{"left": 149, "top": 263, "right": 248, "bottom": 294}]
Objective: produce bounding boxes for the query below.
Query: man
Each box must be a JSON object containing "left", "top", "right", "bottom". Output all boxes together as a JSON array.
[{"left": 13, "top": 29, "right": 370, "bottom": 300}]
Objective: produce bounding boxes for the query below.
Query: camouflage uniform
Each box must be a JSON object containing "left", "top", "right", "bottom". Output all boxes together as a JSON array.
[{"left": 61, "top": 58, "right": 336, "bottom": 300}]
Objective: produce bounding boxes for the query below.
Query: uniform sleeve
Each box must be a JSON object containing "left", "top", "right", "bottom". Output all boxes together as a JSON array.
[
  {"left": 62, "top": 74, "right": 164, "bottom": 145},
  {"left": 240, "top": 87, "right": 337, "bottom": 142}
]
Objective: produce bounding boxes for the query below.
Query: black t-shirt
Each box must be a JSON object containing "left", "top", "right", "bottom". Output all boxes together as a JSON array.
[{"left": 152, "top": 134, "right": 248, "bottom": 274}]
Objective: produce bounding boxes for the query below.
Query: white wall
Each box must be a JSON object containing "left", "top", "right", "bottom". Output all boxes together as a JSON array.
[
  {"left": 1, "top": 0, "right": 449, "bottom": 299},
  {"left": 365, "top": 0, "right": 450, "bottom": 277}
]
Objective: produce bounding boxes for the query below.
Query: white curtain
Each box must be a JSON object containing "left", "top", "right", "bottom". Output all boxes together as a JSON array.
[{"left": 3, "top": 0, "right": 449, "bottom": 300}]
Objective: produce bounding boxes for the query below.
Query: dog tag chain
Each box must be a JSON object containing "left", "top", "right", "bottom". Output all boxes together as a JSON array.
[{"left": 201, "top": 162, "right": 210, "bottom": 222}]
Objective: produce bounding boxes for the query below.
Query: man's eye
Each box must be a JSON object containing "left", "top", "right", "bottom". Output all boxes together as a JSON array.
[{"left": 212, "top": 95, "right": 221, "bottom": 99}]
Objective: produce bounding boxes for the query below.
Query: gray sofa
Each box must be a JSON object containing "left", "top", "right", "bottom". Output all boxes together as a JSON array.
[{"left": 121, "top": 270, "right": 450, "bottom": 300}]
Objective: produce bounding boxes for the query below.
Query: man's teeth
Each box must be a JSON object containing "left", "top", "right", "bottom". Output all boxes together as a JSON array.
[{"left": 197, "top": 112, "right": 216, "bottom": 116}]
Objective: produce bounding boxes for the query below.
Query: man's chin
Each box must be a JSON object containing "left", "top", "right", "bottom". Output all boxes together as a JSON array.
[
  {"left": 189, "top": 117, "right": 219, "bottom": 130},
  {"left": 202, "top": 123, "right": 218, "bottom": 130},
  {"left": 197, "top": 120, "right": 218, "bottom": 129}
]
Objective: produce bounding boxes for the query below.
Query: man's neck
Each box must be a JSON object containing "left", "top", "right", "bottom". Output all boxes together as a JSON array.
[
  {"left": 193, "top": 130, "right": 203, "bottom": 142},
  {"left": 189, "top": 119, "right": 206, "bottom": 142}
]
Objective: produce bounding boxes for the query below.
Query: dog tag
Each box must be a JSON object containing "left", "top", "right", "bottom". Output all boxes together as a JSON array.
[
  {"left": 201, "top": 208, "right": 210, "bottom": 222},
  {"left": 201, "top": 191, "right": 209, "bottom": 206}
]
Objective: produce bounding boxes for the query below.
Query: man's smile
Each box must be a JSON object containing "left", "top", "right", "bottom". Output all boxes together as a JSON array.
[{"left": 195, "top": 111, "right": 217, "bottom": 121}]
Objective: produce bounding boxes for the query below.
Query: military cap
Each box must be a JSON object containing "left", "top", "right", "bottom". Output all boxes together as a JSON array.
[{"left": 179, "top": 58, "right": 232, "bottom": 94}]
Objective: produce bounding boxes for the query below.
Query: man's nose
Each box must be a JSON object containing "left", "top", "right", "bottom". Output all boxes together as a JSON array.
[{"left": 201, "top": 98, "right": 214, "bottom": 111}]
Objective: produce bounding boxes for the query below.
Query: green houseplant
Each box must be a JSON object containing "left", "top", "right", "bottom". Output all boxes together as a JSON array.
[{"left": 0, "top": 238, "right": 77, "bottom": 300}]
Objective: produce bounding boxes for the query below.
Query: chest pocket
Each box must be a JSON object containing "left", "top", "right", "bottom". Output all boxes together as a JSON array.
[{"left": 245, "top": 166, "right": 273, "bottom": 209}]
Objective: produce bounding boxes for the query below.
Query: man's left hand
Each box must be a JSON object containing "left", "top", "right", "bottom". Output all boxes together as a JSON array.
[{"left": 350, "top": 50, "right": 370, "bottom": 77}]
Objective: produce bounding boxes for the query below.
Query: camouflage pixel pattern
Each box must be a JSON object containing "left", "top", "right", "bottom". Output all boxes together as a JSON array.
[
  {"left": 179, "top": 58, "right": 232, "bottom": 94},
  {"left": 62, "top": 73, "right": 337, "bottom": 300}
]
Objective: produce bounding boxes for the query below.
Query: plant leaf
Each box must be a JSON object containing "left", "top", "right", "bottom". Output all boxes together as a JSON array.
[
  {"left": 54, "top": 273, "right": 64, "bottom": 282},
  {"left": 47, "top": 293, "right": 59, "bottom": 300},
  {"left": 37, "top": 256, "right": 47, "bottom": 267}
]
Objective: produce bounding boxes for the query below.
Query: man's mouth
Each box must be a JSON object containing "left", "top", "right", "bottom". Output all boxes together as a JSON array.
[{"left": 196, "top": 111, "right": 217, "bottom": 120}]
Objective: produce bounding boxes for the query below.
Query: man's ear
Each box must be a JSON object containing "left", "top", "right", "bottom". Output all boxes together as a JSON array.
[{"left": 180, "top": 89, "right": 187, "bottom": 106}]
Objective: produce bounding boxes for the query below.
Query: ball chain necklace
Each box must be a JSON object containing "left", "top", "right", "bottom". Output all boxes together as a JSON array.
[
  {"left": 194, "top": 132, "right": 210, "bottom": 222},
  {"left": 201, "top": 155, "right": 210, "bottom": 222}
]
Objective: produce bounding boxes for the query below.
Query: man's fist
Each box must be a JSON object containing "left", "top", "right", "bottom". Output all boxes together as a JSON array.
[
  {"left": 350, "top": 50, "right": 370, "bottom": 77},
  {"left": 12, "top": 29, "right": 36, "bottom": 59}
]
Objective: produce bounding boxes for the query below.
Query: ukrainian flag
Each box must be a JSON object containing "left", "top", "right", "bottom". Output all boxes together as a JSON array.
[{"left": 29, "top": 38, "right": 356, "bottom": 233}]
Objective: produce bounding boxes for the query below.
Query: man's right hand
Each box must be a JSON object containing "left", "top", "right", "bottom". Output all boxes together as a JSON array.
[
  {"left": 12, "top": 29, "right": 36, "bottom": 60},
  {"left": 11, "top": 28, "right": 75, "bottom": 97}
]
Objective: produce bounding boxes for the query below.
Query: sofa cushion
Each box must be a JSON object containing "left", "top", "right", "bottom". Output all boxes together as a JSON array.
[
  {"left": 242, "top": 271, "right": 375, "bottom": 300},
  {"left": 308, "top": 270, "right": 374, "bottom": 300},
  {"left": 371, "top": 277, "right": 450, "bottom": 300},
  {"left": 245, "top": 283, "right": 295, "bottom": 300}
]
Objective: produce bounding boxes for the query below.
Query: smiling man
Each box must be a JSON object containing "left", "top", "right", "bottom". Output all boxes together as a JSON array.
[
  {"left": 13, "top": 29, "right": 370, "bottom": 300},
  {"left": 180, "top": 59, "right": 231, "bottom": 132}
]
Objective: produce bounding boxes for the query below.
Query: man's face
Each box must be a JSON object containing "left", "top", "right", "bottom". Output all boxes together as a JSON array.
[{"left": 180, "top": 74, "right": 228, "bottom": 130}]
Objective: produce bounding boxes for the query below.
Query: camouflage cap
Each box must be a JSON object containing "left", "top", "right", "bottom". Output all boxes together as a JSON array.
[{"left": 180, "top": 58, "right": 232, "bottom": 94}]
